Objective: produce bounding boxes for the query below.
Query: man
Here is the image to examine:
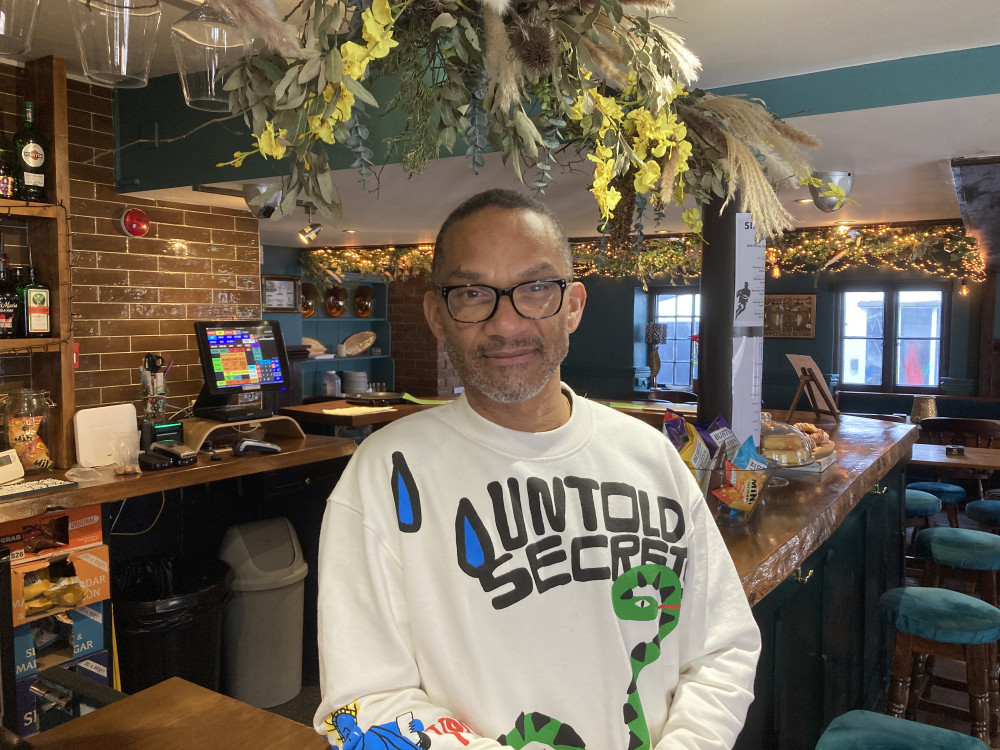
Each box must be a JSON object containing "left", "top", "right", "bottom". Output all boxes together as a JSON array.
[{"left": 314, "top": 189, "right": 761, "bottom": 749}]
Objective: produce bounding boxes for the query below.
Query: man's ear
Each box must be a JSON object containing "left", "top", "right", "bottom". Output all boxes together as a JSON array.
[
  {"left": 565, "top": 281, "right": 587, "bottom": 334},
  {"left": 423, "top": 290, "right": 447, "bottom": 342}
]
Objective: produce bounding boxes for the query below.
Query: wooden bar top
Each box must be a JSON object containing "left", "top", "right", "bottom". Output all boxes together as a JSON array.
[
  {"left": 727, "top": 414, "right": 918, "bottom": 605},
  {"left": 29, "top": 677, "right": 327, "bottom": 749},
  {"left": 280, "top": 399, "right": 428, "bottom": 427},
  {"left": 0, "top": 434, "right": 356, "bottom": 524}
]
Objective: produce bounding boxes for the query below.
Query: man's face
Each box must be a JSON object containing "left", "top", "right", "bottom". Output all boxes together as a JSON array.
[{"left": 423, "top": 206, "right": 585, "bottom": 405}]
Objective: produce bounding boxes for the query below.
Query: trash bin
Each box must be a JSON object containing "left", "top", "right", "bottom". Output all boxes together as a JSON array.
[
  {"left": 112, "top": 557, "right": 233, "bottom": 694},
  {"left": 218, "top": 517, "right": 309, "bottom": 708}
]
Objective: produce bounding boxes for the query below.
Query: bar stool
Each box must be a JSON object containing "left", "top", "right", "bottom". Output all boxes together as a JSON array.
[
  {"left": 907, "top": 480, "right": 966, "bottom": 528},
  {"left": 879, "top": 586, "right": 1000, "bottom": 743},
  {"left": 815, "top": 709, "right": 988, "bottom": 749},
  {"left": 905, "top": 488, "right": 941, "bottom": 556},
  {"left": 966, "top": 500, "right": 1000, "bottom": 534},
  {"left": 915, "top": 527, "right": 1000, "bottom": 606}
]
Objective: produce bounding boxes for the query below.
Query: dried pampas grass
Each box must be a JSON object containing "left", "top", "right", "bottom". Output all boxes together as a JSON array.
[
  {"left": 214, "top": 0, "right": 299, "bottom": 57},
  {"left": 719, "top": 131, "right": 797, "bottom": 237},
  {"left": 484, "top": 7, "right": 523, "bottom": 114},
  {"left": 480, "top": 0, "right": 513, "bottom": 16}
]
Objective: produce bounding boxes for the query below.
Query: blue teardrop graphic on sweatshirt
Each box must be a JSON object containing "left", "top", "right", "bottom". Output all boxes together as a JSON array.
[{"left": 391, "top": 452, "right": 421, "bottom": 532}]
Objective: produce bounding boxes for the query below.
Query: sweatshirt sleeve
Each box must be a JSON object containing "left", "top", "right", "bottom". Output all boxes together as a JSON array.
[
  {"left": 313, "top": 458, "right": 507, "bottom": 750},
  {"left": 652, "top": 475, "right": 762, "bottom": 749}
]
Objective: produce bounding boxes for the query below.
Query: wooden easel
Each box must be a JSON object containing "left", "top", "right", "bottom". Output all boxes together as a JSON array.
[{"left": 785, "top": 367, "right": 841, "bottom": 423}]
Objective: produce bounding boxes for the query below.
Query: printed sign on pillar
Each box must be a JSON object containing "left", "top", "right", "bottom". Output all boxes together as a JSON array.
[{"left": 733, "top": 215, "right": 766, "bottom": 327}]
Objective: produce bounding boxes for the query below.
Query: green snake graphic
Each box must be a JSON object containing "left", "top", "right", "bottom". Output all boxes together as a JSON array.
[{"left": 498, "top": 564, "right": 683, "bottom": 749}]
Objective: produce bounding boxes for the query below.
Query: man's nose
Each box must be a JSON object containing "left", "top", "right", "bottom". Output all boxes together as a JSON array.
[{"left": 485, "top": 294, "right": 524, "bottom": 331}]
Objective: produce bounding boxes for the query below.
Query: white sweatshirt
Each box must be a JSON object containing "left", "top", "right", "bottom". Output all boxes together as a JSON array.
[{"left": 314, "top": 388, "right": 760, "bottom": 750}]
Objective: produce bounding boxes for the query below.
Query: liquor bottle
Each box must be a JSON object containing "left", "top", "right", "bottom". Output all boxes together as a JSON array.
[
  {"left": 14, "top": 101, "right": 46, "bottom": 203},
  {"left": 17, "top": 266, "right": 49, "bottom": 338},
  {"left": 0, "top": 254, "right": 18, "bottom": 338},
  {"left": 0, "top": 129, "right": 15, "bottom": 199}
]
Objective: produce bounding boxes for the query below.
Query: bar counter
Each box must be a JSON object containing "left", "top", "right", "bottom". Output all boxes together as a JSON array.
[
  {"left": 0, "top": 433, "right": 356, "bottom": 524},
  {"left": 727, "top": 414, "right": 918, "bottom": 605}
]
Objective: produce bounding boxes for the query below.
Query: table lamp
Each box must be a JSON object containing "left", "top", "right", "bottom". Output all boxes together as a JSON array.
[{"left": 645, "top": 323, "right": 668, "bottom": 390}]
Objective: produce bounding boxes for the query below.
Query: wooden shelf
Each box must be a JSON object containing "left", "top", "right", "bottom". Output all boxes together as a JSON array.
[
  {"left": 0, "top": 200, "right": 61, "bottom": 219},
  {"left": 0, "top": 337, "right": 61, "bottom": 353}
]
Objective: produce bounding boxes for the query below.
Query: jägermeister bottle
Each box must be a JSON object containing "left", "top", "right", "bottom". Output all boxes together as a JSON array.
[
  {"left": 17, "top": 266, "right": 49, "bottom": 338},
  {"left": 14, "top": 101, "right": 46, "bottom": 203},
  {"left": 0, "top": 254, "right": 19, "bottom": 338}
]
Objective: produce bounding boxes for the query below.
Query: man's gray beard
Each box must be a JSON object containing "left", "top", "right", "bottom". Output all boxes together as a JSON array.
[{"left": 445, "top": 335, "right": 567, "bottom": 404}]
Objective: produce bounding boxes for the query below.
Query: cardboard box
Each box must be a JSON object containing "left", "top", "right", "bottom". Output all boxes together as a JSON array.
[
  {"left": 11, "top": 544, "right": 110, "bottom": 626},
  {"left": 0, "top": 505, "right": 103, "bottom": 563},
  {"left": 13, "top": 600, "right": 107, "bottom": 678},
  {"left": 15, "top": 649, "right": 111, "bottom": 739}
]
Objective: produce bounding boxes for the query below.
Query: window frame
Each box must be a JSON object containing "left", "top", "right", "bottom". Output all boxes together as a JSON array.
[
  {"left": 647, "top": 286, "right": 701, "bottom": 389},
  {"left": 834, "top": 280, "right": 951, "bottom": 394}
]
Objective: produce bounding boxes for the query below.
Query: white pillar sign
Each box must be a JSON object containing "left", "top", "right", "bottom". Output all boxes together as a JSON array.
[
  {"left": 731, "top": 213, "right": 765, "bottom": 445},
  {"left": 733, "top": 215, "right": 765, "bottom": 327}
]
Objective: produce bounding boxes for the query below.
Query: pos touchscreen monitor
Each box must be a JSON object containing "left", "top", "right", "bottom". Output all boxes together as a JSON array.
[{"left": 192, "top": 320, "right": 292, "bottom": 421}]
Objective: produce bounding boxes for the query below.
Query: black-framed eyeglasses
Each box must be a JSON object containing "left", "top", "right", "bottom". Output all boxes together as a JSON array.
[{"left": 437, "top": 279, "right": 570, "bottom": 323}]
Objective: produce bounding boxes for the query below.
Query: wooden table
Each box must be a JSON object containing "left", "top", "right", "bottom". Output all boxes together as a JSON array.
[
  {"left": 280, "top": 400, "right": 429, "bottom": 428},
  {"left": 29, "top": 677, "right": 327, "bottom": 749},
  {"left": 909, "top": 443, "right": 1000, "bottom": 471}
]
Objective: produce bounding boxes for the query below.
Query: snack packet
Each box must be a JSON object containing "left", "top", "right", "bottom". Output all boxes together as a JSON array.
[{"left": 711, "top": 460, "right": 768, "bottom": 512}]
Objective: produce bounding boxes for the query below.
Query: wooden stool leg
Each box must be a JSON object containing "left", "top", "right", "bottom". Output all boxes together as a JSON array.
[
  {"left": 968, "top": 643, "right": 991, "bottom": 743},
  {"left": 946, "top": 502, "right": 959, "bottom": 528},
  {"left": 988, "top": 640, "right": 1000, "bottom": 745},
  {"left": 909, "top": 651, "right": 931, "bottom": 716},
  {"left": 888, "top": 633, "right": 913, "bottom": 719}
]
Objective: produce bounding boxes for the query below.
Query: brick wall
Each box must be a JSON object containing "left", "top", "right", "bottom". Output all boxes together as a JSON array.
[
  {"left": 65, "top": 78, "right": 261, "bottom": 413},
  {"left": 388, "top": 276, "right": 461, "bottom": 397}
]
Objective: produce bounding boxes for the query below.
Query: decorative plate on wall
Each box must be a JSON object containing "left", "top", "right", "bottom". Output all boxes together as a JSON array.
[
  {"left": 324, "top": 286, "right": 348, "bottom": 317},
  {"left": 343, "top": 330, "right": 376, "bottom": 356},
  {"left": 353, "top": 285, "right": 375, "bottom": 318},
  {"left": 301, "top": 282, "right": 319, "bottom": 318}
]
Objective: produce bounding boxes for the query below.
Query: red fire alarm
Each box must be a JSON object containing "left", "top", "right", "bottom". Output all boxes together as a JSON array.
[{"left": 120, "top": 207, "right": 150, "bottom": 237}]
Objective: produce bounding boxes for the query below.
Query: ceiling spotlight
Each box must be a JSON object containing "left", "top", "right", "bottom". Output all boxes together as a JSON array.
[{"left": 299, "top": 205, "right": 322, "bottom": 244}]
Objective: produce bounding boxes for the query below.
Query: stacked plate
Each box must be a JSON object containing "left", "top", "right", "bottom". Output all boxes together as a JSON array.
[{"left": 342, "top": 371, "right": 368, "bottom": 395}]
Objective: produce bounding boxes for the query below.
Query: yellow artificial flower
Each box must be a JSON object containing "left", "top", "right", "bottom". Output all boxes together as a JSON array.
[
  {"left": 308, "top": 115, "right": 336, "bottom": 145},
  {"left": 633, "top": 160, "right": 661, "bottom": 194},
  {"left": 255, "top": 122, "right": 287, "bottom": 159},
  {"left": 341, "top": 41, "right": 370, "bottom": 80},
  {"left": 674, "top": 139, "right": 692, "bottom": 174},
  {"left": 591, "top": 183, "right": 622, "bottom": 221},
  {"left": 370, "top": 0, "right": 392, "bottom": 25},
  {"left": 681, "top": 207, "right": 703, "bottom": 233},
  {"left": 362, "top": 0, "right": 398, "bottom": 59},
  {"left": 332, "top": 85, "right": 355, "bottom": 122}
]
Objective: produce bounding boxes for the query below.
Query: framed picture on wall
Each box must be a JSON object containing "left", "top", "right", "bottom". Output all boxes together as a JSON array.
[
  {"left": 764, "top": 294, "right": 817, "bottom": 338},
  {"left": 262, "top": 275, "right": 301, "bottom": 313}
]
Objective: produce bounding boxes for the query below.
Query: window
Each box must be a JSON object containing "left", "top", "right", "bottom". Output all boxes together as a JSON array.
[
  {"left": 838, "top": 284, "right": 947, "bottom": 391},
  {"left": 649, "top": 290, "right": 700, "bottom": 388}
]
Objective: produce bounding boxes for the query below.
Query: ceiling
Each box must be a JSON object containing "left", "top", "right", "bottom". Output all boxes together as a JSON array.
[{"left": 16, "top": 0, "right": 1000, "bottom": 250}]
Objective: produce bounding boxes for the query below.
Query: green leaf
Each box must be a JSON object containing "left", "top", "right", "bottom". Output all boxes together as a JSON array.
[
  {"left": 298, "top": 54, "right": 322, "bottom": 85},
  {"left": 430, "top": 12, "right": 457, "bottom": 31},
  {"left": 274, "top": 65, "right": 299, "bottom": 101},
  {"left": 326, "top": 49, "right": 343, "bottom": 86},
  {"left": 342, "top": 75, "right": 379, "bottom": 108}
]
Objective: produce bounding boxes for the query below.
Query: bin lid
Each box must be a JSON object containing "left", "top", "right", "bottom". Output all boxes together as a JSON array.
[{"left": 219, "top": 517, "right": 308, "bottom": 591}]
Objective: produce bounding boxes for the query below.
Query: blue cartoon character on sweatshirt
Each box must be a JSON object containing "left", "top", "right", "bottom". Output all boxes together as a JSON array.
[{"left": 325, "top": 703, "right": 431, "bottom": 749}]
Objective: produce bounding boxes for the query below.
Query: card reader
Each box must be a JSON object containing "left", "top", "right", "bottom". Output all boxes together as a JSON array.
[{"left": 149, "top": 440, "right": 198, "bottom": 467}]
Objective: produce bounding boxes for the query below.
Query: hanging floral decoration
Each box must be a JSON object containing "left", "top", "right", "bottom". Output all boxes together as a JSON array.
[
  {"left": 219, "top": 0, "right": 821, "bottom": 250},
  {"left": 299, "top": 222, "right": 982, "bottom": 287}
]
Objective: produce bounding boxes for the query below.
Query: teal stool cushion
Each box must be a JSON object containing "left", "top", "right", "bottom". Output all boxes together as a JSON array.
[
  {"left": 966, "top": 499, "right": 1000, "bottom": 525},
  {"left": 816, "top": 709, "right": 988, "bottom": 749},
  {"left": 907, "top": 481, "right": 966, "bottom": 505},
  {"left": 904, "top": 489, "right": 941, "bottom": 518},
  {"left": 915, "top": 527, "right": 1000, "bottom": 570},
  {"left": 879, "top": 586, "right": 1000, "bottom": 644}
]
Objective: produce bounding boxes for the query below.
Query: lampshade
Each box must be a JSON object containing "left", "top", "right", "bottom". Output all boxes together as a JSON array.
[
  {"left": 67, "top": 0, "right": 161, "bottom": 88},
  {"left": 809, "top": 171, "right": 854, "bottom": 213},
  {"left": 910, "top": 395, "right": 938, "bottom": 423},
  {"left": 171, "top": 3, "right": 253, "bottom": 111},
  {"left": 645, "top": 323, "right": 668, "bottom": 345},
  {"left": 0, "top": 0, "right": 40, "bottom": 58}
]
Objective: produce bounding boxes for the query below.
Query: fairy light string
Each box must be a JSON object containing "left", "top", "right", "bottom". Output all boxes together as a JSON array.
[{"left": 299, "top": 223, "right": 983, "bottom": 287}]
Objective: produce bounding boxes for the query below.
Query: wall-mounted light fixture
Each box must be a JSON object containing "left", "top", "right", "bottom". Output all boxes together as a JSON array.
[{"left": 299, "top": 205, "right": 322, "bottom": 244}]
